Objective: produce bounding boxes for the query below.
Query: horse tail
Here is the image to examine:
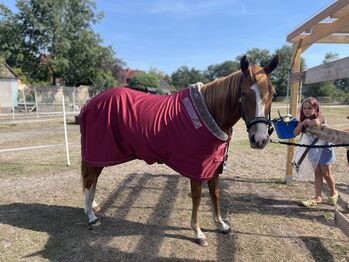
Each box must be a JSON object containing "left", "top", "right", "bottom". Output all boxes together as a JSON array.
[{"left": 81, "top": 159, "right": 103, "bottom": 192}]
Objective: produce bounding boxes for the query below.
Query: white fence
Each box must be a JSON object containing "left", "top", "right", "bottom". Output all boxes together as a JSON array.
[{"left": 0, "top": 85, "right": 90, "bottom": 120}]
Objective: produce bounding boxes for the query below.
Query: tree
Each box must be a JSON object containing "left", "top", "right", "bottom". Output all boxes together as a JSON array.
[
  {"left": 90, "top": 70, "right": 116, "bottom": 96},
  {"left": 269, "top": 45, "right": 306, "bottom": 97},
  {"left": 204, "top": 60, "right": 239, "bottom": 81},
  {"left": 323, "top": 52, "right": 349, "bottom": 95},
  {"left": 323, "top": 52, "right": 339, "bottom": 63},
  {"left": 303, "top": 52, "right": 340, "bottom": 98},
  {"left": 171, "top": 66, "right": 207, "bottom": 89},
  {"left": 128, "top": 72, "right": 160, "bottom": 92},
  {"left": 303, "top": 81, "right": 337, "bottom": 98},
  {"left": 0, "top": 0, "right": 119, "bottom": 90},
  {"left": 236, "top": 48, "right": 272, "bottom": 67}
]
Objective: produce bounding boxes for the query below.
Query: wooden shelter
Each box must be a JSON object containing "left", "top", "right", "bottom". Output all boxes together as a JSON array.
[
  {"left": 286, "top": 0, "right": 349, "bottom": 238},
  {"left": 286, "top": 0, "right": 349, "bottom": 184}
]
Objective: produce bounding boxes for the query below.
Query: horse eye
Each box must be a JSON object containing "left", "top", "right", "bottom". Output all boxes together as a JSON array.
[{"left": 241, "top": 92, "right": 246, "bottom": 97}]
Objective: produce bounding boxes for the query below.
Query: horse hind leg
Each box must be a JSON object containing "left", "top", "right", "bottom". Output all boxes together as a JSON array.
[
  {"left": 207, "top": 174, "right": 230, "bottom": 233},
  {"left": 190, "top": 180, "right": 208, "bottom": 247},
  {"left": 81, "top": 160, "right": 103, "bottom": 226}
]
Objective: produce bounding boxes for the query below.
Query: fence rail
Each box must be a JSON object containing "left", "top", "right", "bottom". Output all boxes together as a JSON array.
[{"left": 0, "top": 85, "right": 90, "bottom": 120}]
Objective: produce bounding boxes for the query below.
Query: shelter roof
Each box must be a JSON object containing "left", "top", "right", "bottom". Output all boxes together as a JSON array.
[{"left": 287, "top": 0, "right": 349, "bottom": 48}]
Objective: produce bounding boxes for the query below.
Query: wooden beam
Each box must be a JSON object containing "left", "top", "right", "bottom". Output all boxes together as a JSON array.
[
  {"left": 331, "top": 5, "right": 349, "bottom": 18},
  {"left": 300, "top": 15, "right": 349, "bottom": 48},
  {"left": 289, "top": 40, "right": 303, "bottom": 70},
  {"left": 287, "top": 0, "right": 349, "bottom": 42},
  {"left": 311, "top": 23, "right": 349, "bottom": 34},
  {"left": 304, "top": 125, "right": 349, "bottom": 144},
  {"left": 317, "top": 35, "right": 349, "bottom": 43},
  {"left": 304, "top": 56, "right": 349, "bottom": 84},
  {"left": 290, "top": 71, "right": 306, "bottom": 83},
  {"left": 335, "top": 211, "right": 349, "bottom": 239}
]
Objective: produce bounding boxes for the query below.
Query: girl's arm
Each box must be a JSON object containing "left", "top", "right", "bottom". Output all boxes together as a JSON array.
[
  {"left": 294, "top": 119, "right": 308, "bottom": 136},
  {"left": 293, "top": 114, "right": 325, "bottom": 136}
]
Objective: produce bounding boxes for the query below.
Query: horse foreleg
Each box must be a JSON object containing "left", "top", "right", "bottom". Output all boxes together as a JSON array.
[
  {"left": 81, "top": 160, "right": 103, "bottom": 226},
  {"left": 208, "top": 174, "right": 230, "bottom": 233},
  {"left": 190, "top": 180, "right": 208, "bottom": 247}
]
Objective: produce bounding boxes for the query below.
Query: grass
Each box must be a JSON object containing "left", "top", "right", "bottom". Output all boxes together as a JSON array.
[{"left": 0, "top": 106, "right": 349, "bottom": 261}]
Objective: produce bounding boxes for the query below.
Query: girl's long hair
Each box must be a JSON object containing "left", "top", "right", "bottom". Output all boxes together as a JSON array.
[{"left": 300, "top": 97, "right": 320, "bottom": 122}]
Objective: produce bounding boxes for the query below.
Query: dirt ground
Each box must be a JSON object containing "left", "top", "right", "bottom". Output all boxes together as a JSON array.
[{"left": 0, "top": 106, "right": 349, "bottom": 262}]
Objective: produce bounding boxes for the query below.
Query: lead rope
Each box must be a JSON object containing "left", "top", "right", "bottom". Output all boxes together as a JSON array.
[{"left": 270, "top": 140, "right": 349, "bottom": 148}]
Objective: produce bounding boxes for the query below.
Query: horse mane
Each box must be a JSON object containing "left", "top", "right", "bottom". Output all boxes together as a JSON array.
[
  {"left": 200, "top": 70, "right": 243, "bottom": 134},
  {"left": 200, "top": 64, "right": 274, "bottom": 134}
]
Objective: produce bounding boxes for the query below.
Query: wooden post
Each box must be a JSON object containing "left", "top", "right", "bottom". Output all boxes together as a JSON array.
[
  {"left": 285, "top": 45, "right": 302, "bottom": 184},
  {"left": 335, "top": 211, "right": 349, "bottom": 239}
]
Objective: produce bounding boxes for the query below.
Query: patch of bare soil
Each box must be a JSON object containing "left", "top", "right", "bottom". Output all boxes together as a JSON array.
[{"left": 0, "top": 118, "right": 349, "bottom": 261}]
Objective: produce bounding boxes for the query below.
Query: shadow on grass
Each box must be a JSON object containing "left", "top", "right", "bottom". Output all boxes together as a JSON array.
[
  {"left": 0, "top": 161, "right": 65, "bottom": 167},
  {"left": 0, "top": 172, "right": 235, "bottom": 261}
]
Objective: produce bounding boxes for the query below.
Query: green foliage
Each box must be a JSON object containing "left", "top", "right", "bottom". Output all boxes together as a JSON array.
[
  {"left": 91, "top": 70, "right": 117, "bottom": 96},
  {"left": 323, "top": 52, "right": 339, "bottom": 64},
  {"left": 303, "top": 81, "right": 337, "bottom": 98},
  {"left": 303, "top": 52, "right": 349, "bottom": 99},
  {"left": 271, "top": 45, "right": 306, "bottom": 97},
  {"left": 236, "top": 48, "right": 272, "bottom": 67},
  {"left": 11, "top": 67, "right": 29, "bottom": 83},
  {"left": 0, "top": 0, "right": 119, "bottom": 90},
  {"left": 204, "top": 61, "right": 239, "bottom": 81},
  {"left": 128, "top": 72, "right": 160, "bottom": 91},
  {"left": 148, "top": 67, "right": 166, "bottom": 79},
  {"left": 171, "top": 66, "right": 207, "bottom": 89}
]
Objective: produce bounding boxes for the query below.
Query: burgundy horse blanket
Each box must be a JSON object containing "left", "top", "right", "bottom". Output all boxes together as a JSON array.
[{"left": 79, "top": 85, "right": 229, "bottom": 182}]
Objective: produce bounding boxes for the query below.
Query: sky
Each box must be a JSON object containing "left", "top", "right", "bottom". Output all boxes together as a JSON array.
[{"left": 2, "top": 0, "right": 349, "bottom": 75}]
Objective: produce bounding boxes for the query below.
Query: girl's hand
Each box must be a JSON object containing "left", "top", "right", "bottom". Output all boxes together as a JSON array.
[
  {"left": 305, "top": 118, "right": 321, "bottom": 127},
  {"left": 302, "top": 119, "right": 311, "bottom": 127}
]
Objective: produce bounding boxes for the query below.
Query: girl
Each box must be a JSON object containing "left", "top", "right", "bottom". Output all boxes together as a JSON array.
[{"left": 293, "top": 97, "right": 338, "bottom": 207}]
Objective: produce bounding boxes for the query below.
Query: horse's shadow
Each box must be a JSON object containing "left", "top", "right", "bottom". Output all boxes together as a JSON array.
[
  {"left": 2, "top": 172, "right": 343, "bottom": 261},
  {"left": 0, "top": 203, "right": 205, "bottom": 261},
  {"left": 0, "top": 172, "right": 234, "bottom": 261}
]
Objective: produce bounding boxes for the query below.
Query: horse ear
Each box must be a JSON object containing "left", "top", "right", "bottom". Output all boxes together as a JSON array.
[
  {"left": 240, "top": 55, "right": 249, "bottom": 76},
  {"left": 264, "top": 54, "right": 280, "bottom": 75}
]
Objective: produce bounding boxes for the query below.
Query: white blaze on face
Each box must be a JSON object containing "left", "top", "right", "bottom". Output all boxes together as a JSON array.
[{"left": 251, "top": 84, "right": 268, "bottom": 144}]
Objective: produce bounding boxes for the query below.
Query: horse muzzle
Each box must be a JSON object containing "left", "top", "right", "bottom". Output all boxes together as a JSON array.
[
  {"left": 246, "top": 117, "right": 271, "bottom": 149},
  {"left": 249, "top": 133, "right": 269, "bottom": 149}
]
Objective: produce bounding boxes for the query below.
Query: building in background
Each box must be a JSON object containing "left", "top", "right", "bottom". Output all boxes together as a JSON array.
[{"left": 0, "top": 63, "right": 18, "bottom": 111}]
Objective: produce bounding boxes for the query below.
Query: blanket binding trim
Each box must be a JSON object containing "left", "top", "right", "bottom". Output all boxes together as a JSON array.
[
  {"left": 182, "top": 96, "right": 202, "bottom": 129},
  {"left": 189, "top": 85, "right": 228, "bottom": 141}
]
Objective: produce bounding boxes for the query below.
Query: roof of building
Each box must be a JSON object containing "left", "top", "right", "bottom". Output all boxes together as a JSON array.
[{"left": 0, "top": 63, "right": 18, "bottom": 79}]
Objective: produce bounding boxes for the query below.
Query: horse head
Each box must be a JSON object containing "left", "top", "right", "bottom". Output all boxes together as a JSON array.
[{"left": 239, "top": 55, "right": 279, "bottom": 149}]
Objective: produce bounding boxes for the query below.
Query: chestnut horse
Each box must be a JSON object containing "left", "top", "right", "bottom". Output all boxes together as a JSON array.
[{"left": 80, "top": 55, "right": 279, "bottom": 246}]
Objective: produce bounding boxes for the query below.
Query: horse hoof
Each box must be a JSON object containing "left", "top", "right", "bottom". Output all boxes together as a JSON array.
[
  {"left": 196, "top": 237, "right": 209, "bottom": 247},
  {"left": 89, "top": 219, "right": 101, "bottom": 227},
  {"left": 93, "top": 206, "right": 101, "bottom": 213},
  {"left": 220, "top": 227, "right": 231, "bottom": 234}
]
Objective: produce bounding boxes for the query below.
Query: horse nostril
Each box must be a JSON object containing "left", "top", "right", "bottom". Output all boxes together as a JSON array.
[{"left": 250, "top": 135, "right": 256, "bottom": 144}]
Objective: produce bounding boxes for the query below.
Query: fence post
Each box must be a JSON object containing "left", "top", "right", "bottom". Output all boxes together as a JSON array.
[
  {"left": 22, "top": 88, "right": 27, "bottom": 115},
  {"left": 73, "top": 86, "right": 76, "bottom": 114},
  {"left": 62, "top": 95, "right": 71, "bottom": 166},
  {"left": 34, "top": 87, "right": 39, "bottom": 118}
]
